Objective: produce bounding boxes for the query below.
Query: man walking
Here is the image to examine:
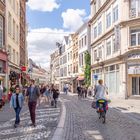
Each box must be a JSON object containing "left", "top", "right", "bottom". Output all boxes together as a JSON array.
[{"left": 26, "top": 80, "right": 40, "bottom": 127}]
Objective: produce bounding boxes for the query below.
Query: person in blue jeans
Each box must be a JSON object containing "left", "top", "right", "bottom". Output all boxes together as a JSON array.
[{"left": 10, "top": 85, "right": 24, "bottom": 128}]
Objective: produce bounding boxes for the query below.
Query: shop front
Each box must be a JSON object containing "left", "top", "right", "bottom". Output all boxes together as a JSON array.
[
  {"left": 127, "top": 52, "right": 140, "bottom": 98},
  {"left": 92, "top": 64, "right": 120, "bottom": 99},
  {"left": 0, "top": 51, "right": 8, "bottom": 88}
]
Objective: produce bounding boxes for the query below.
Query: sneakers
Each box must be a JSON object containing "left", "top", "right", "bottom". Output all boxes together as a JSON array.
[
  {"left": 14, "top": 124, "right": 17, "bottom": 128},
  {"left": 29, "top": 123, "right": 36, "bottom": 127}
]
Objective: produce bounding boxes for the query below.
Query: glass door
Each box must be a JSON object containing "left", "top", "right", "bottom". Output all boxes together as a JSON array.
[{"left": 132, "top": 77, "right": 140, "bottom": 95}]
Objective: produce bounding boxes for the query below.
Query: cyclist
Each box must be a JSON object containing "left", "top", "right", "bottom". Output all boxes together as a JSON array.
[{"left": 94, "top": 79, "right": 108, "bottom": 112}]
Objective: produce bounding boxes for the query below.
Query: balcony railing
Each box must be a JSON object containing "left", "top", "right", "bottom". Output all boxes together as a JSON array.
[{"left": 130, "top": 8, "right": 140, "bottom": 19}]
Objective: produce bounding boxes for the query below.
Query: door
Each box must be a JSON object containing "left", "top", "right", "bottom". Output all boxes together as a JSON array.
[{"left": 132, "top": 77, "right": 140, "bottom": 95}]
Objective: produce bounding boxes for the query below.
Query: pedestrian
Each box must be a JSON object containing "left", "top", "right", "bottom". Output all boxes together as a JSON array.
[
  {"left": 26, "top": 80, "right": 40, "bottom": 127},
  {"left": 77, "top": 85, "right": 82, "bottom": 99},
  {"left": 84, "top": 86, "right": 88, "bottom": 98},
  {"left": 63, "top": 84, "right": 68, "bottom": 94},
  {"left": 0, "top": 85, "right": 4, "bottom": 110},
  {"left": 44, "top": 85, "right": 51, "bottom": 104},
  {"left": 51, "top": 86, "right": 60, "bottom": 108},
  {"left": 10, "top": 85, "right": 24, "bottom": 128}
]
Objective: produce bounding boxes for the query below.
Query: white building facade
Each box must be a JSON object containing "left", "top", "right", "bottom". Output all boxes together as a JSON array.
[
  {"left": 90, "top": 0, "right": 140, "bottom": 99},
  {"left": 6, "top": 0, "right": 20, "bottom": 87},
  {"left": 77, "top": 23, "right": 89, "bottom": 85}
]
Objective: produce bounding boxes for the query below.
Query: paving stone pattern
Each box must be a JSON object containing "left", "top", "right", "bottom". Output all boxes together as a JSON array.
[
  {"left": 0, "top": 101, "right": 61, "bottom": 140},
  {"left": 62, "top": 94, "right": 140, "bottom": 140}
]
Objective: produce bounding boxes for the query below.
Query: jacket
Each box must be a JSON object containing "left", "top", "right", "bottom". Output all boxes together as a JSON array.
[
  {"left": 52, "top": 88, "right": 59, "bottom": 99},
  {"left": 10, "top": 93, "right": 24, "bottom": 108},
  {"left": 26, "top": 86, "right": 40, "bottom": 102}
]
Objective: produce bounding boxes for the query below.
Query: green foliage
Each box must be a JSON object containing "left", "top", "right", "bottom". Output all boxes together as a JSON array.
[{"left": 84, "top": 51, "right": 91, "bottom": 87}]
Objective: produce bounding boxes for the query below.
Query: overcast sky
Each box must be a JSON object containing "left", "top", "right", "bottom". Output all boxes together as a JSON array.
[{"left": 26, "top": 0, "right": 90, "bottom": 68}]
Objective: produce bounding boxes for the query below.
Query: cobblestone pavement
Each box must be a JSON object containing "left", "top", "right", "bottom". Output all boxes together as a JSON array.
[
  {"left": 0, "top": 100, "right": 61, "bottom": 140},
  {"left": 61, "top": 94, "right": 140, "bottom": 140}
]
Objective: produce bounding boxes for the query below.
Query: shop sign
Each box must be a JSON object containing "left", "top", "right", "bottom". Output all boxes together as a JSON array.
[
  {"left": 21, "top": 66, "right": 26, "bottom": 71},
  {"left": 114, "top": 25, "right": 121, "bottom": 49},
  {"left": 128, "top": 53, "right": 140, "bottom": 60},
  {"left": 93, "top": 75, "right": 98, "bottom": 80},
  {"left": 128, "top": 66, "right": 140, "bottom": 74}
]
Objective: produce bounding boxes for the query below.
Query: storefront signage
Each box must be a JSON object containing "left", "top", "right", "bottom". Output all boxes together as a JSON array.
[
  {"left": 114, "top": 25, "right": 121, "bottom": 49},
  {"left": 128, "top": 53, "right": 140, "bottom": 60},
  {"left": 21, "top": 66, "right": 26, "bottom": 71},
  {"left": 93, "top": 75, "right": 98, "bottom": 80},
  {"left": 128, "top": 66, "right": 140, "bottom": 74}
]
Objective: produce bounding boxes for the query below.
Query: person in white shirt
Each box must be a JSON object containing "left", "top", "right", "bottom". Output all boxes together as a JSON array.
[{"left": 94, "top": 79, "right": 108, "bottom": 112}]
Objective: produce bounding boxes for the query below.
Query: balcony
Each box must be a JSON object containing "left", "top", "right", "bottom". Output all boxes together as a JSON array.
[{"left": 129, "top": 8, "right": 140, "bottom": 19}]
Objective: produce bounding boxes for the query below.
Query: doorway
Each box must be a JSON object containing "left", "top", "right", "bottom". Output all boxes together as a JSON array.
[{"left": 132, "top": 77, "right": 140, "bottom": 95}]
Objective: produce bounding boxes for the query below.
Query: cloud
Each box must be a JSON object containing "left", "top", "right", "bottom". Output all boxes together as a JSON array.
[
  {"left": 27, "top": 0, "right": 60, "bottom": 12},
  {"left": 27, "top": 28, "right": 68, "bottom": 68},
  {"left": 61, "top": 9, "right": 86, "bottom": 31}
]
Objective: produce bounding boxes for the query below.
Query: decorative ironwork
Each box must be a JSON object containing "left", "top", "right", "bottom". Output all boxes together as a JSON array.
[{"left": 130, "top": 8, "right": 136, "bottom": 18}]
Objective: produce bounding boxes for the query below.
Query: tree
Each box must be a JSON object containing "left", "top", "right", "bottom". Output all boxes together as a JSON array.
[{"left": 84, "top": 51, "right": 91, "bottom": 87}]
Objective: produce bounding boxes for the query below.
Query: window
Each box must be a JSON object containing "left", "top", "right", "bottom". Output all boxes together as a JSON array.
[
  {"left": 98, "top": 22, "right": 102, "bottom": 35},
  {"left": 8, "top": 45, "right": 11, "bottom": 60},
  {"left": 94, "top": 50, "right": 97, "bottom": 61},
  {"left": 98, "top": 47, "right": 102, "bottom": 58},
  {"left": 113, "top": 37, "right": 119, "bottom": 53},
  {"left": 79, "top": 40, "right": 81, "bottom": 48},
  {"left": 13, "top": 50, "right": 15, "bottom": 63},
  {"left": 85, "top": 35, "right": 87, "bottom": 45},
  {"left": 16, "top": 25, "right": 18, "bottom": 43},
  {"left": 98, "top": 0, "right": 101, "bottom": 9},
  {"left": 106, "top": 41, "right": 111, "bottom": 56},
  {"left": 130, "top": 0, "right": 140, "bottom": 18},
  {"left": 113, "top": 5, "right": 118, "bottom": 22},
  {"left": 130, "top": 29, "right": 140, "bottom": 46},
  {"left": 13, "top": 20, "right": 15, "bottom": 40},
  {"left": 94, "top": 26, "right": 97, "bottom": 38},
  {"left": 106, "top": 13, "right": 111, "bottom": 28},
  {"left": 16, "top": 52, "right": 18, "bottom": 64},
  {"left": 0, "top": 16, "right": 3, "bottom": 48},
  {"left": 8, "top": 13, "right": 11, "bottom": 35},
  {"left": 110, "top": 65, "right": 115, "bottom": 71},
  {"left": 82, "top": 38, "right": 83, "bottom": 47}
]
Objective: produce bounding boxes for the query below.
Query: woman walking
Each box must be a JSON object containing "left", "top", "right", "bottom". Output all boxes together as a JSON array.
[
  {"left": 10, "top": 85, "right": 24, "bottom": 128},
  {"left": 44, "top": 85, "right": 51, "bottom": 104}
]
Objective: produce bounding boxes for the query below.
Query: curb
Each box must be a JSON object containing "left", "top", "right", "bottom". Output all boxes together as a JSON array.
[{"left": 51, "top": 98, "right": 66, "bottom": 140}]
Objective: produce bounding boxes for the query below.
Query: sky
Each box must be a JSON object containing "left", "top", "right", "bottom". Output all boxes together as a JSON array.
[{"left": 27, "top": 0, "right": 90, "bottom": 68}]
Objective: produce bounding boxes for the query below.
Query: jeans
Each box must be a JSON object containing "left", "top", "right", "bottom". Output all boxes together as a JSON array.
[
  {"left": 28, "top": 102, "right": 37, "bottom": 124},
  {"left": 53, "top": 98, "right": 58, "bottom": 107},
  {"left": 14, "top": 107, "right": 21, "bottom": 124}
]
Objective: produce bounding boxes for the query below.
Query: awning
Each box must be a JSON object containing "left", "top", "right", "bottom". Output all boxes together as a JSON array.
[{"left": 77, "top": 76, "right": 84, "bottom": 81}]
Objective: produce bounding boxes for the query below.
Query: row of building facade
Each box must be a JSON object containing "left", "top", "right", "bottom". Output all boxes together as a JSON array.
[
  {"left": 50, "top": 0, "right": 140, "bottom": 99},
  {"left": 0, "top": 0, "right": 28, "bottom": 90}
]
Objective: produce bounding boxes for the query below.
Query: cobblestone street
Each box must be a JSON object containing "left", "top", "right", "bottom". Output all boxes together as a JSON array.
[
  {"left": 0, "top": 101, "right": 61, "bottom": 140},
  {"left": 61, "top": 94, "right": 140, "bottom": 140}
]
